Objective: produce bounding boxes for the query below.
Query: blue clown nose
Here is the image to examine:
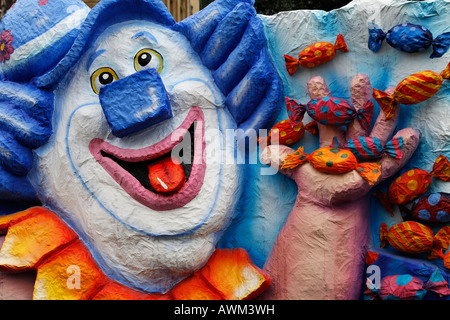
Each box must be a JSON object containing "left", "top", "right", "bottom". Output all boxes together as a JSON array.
[{"left": 99, "top": 69, "right": 173, "bottom": 138}]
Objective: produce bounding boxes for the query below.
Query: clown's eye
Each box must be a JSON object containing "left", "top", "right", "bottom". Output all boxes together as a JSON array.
[
  {"left": 91, "top": 67, "right": 119, "bottom": 94},
  {"left": 134, "top": 48, "right": 163, "bottom": 73}
]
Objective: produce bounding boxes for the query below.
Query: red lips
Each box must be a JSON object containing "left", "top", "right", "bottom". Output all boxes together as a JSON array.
[{"left": 89, "top": 107, "right": 206, "bottom": 211}]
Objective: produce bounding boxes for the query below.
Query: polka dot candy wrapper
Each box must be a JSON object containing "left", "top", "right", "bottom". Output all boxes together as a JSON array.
[
  {"left": 380, "top": 221, "right": 450, "bottom": 260},
  {"left": 375, "top": 155, "right": 450, "bottom": 216},
  {"left": 372, "top": 62, "right": 450, "bottom": 119},
  {"left": 364, "top": 269, "right": 450, "bottom": 300},
  {"left": 368, "top": 23, "right": 450, "bottom": 58},
  {"left": 285, "top": 96, "right": 374, "bottom": 130},
  {"left": 281, "top": 146, "right": 381, "bottom": 185},
  {"left": 400, "top": 192, "right": 450, "bottom": 224},
  {"left": 284, "top": 34, "right": 349, "bottom": 76},
  {"left": 264, "top": 119, "right": 305, "bottom": 146}
]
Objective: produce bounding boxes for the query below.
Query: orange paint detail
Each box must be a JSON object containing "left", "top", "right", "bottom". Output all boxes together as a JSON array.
[
  {"left": 445, "top": 251, "right": 450, "bottom": 270},
  {"left": 171, "top": 272, "right": 223, "bottom": 300},
  {"left": 387, "top": 169, "right": 431, "bottom": 204},
  {"left": 267, "top": 119, "right": 305, "bottom": 146},
  {"left": 310, "top": 147, "right": 357, "bottom": 174},
  {"left": 386, "top": 155, "right": 450, "bottom": 205},
  {"left": 372, "top": 63, "right": 450, "bottom": 119},
  {"left": 34, "top": 240, "right": 107, "bottom": 300},
  {"left": 281, "top": 146, "right": 309, "bottom": 170},
  {"left": 284, "top": 34, "right": 348, "bottom": 76},
  {"left": 0, "top": 207, "right": 77, "bottom": 272},
  {"left": 0, "top": 207, "right": 270, "bottom": 300},
  {"left": 93, "top": 282, "right": 171, "bottom": 300},
  {"left": 365, "top": 251, "right": 379, "bottom": 265},
  {"left": 200, "top": 248, "right": 271, "bottom": 300},
  {"left": 0, "top": 207, "right": 51, "bottom": 232},
  {"left": 380, "top": 222, "right": 450, "bottom": 264}
]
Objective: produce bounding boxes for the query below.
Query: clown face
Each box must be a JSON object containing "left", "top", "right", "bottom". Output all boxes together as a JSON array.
[{"left": 29, "top": 20, "right": 242, "bottom": 293}]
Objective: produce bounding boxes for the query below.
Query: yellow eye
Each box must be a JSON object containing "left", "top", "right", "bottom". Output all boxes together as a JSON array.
[
  {"left": 134, "top": 48, "right": 163, "bottom": 73},
  {"left": 90, "top": 67, "right": 119, "bottom": 94}
]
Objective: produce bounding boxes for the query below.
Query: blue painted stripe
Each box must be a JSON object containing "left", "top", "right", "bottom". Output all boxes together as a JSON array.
[
  {"left": 0, "top": 165, "right": 37, "bottom": 201},
  {"left": 0, "top": 128, "right": 33, "bottom": 176},
  {"left": 358, "top": 136, "right": 375, "bottom": 158}
]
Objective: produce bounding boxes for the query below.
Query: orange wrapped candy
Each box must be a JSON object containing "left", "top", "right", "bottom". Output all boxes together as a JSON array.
[
  {"left": 375, "top": 155, "right": 450, "bottom": 216},
  {"left": 281, "top": 146, "right": 381, "bottom": 185},
  {"left": 265, "top": 119, "right": 305, "bottom": 146},
  {"left": 284, "top": 34, "right": 349, "bottom": 76},
  {"left": 380, "top": 221, "right": 450, "bottom": 261},
  {"left": 373, "top": 62, "right": 450, "bottom": 119}
]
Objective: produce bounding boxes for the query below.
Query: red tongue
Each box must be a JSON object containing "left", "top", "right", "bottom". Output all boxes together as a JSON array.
[{"left": 147, "top": 157, "right": 186, "bottom": 194}]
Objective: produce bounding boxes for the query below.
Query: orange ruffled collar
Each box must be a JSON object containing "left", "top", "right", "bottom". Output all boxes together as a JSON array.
[{"left": 0, "top": 207, "right": 271, "bottom": 300}]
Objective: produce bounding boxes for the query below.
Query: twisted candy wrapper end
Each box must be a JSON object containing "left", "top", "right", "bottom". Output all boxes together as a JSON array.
[
  {"left": 281, "top": 147, "right": 310, "bottom": 170},
  {"left": 430, "top": 33, "right": 450, "bottom": 58},
  {"left": 284, "top": 54, "right": 300, "bottom": 76},
  {"left": 374, "top": 191, "right": 395, "bottom": 217},
  {"left": 356, "top": 99, "right": 374, "bottom": 130},
  {"left": 380, "top": 222, "right": 389, "bottom": 248},
  {"left": 367, "top": 22, "right": 386, "bottom": 53},
  {"left": 384, "top": 136, "right": 404, "bottom": 162},
  {"left": 285, "top": 97, "right": 307, "bottom": 128},
  {"left": 430, "top": 154, "right": 450, "bottom": 182},
  {"left": 334, "top": 33, "right": 349, "bottom": 53},
  {"left": 440, "top": 61, "right": 450, "bottom": 79},
  {"left": 372, "top": 88, "right": 397, "bottom": 119},
  {"left": 428, "top": 226, "right": 450, "bottom": 260},
  {"left": 356, "top": 162, "right": 381, "bottom": 185}
]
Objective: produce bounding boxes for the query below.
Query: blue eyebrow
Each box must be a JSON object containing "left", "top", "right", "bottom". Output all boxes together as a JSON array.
[
  {"left": 132, "top": 31, "right": 158, "bottom": 44},
  {"left": 86, "top": 49, "right": 106, "bottom": 72}
]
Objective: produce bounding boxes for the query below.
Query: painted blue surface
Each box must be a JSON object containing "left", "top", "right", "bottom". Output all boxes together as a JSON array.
[
  {"left": 99, "top": 69, "right": 173, "bottom": 137},
  {"left": 368, "top": 22, "right": 450, "bottom": 58},
  {"left": 0, "top": 0, "right": 448, "bottom": 298},
  {"left": 0, "top": 80, "right": 53, "bottom": 203},
  {"left": 0, "top": 0, "right": 89, "bottom": 82},
  {"left": 35, "top": 0, "right": 176, "bottom": 89},
  {"left": 219, "top": 0, "right": 450, "bottom": 295},
  {"left": 175, "top": 0, "right": 283, "bottom": 135}
]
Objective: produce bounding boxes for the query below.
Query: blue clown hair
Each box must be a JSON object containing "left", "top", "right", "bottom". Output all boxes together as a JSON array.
[{"left": 0, "top": 0, "right": 283, "bottom": 205}]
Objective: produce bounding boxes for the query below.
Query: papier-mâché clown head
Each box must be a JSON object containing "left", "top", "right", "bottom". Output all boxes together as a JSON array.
[{"left": 0, "top": 0, "right": 282, "bottom": 293}]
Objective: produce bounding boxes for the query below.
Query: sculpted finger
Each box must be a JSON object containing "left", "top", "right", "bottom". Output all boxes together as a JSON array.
[
  {"left": 377, "top": 127, "right": 421, "bottom": 183},
  {"left": 346, "top": 73, "right": 373, "bottom": 140},
  {"left": 307, "top": 76, "right": 346, "bottom": 148},
  {"left": 260, "top": 144, "right": 297, "bottom": 179},
  {"left": 370, "top": 87, "right": 400, "bottom": 146}
]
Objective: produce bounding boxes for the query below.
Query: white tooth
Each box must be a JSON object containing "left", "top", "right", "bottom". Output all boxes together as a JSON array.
[{"left": 157, "top": 177, "right": 169, "bottom": 190}]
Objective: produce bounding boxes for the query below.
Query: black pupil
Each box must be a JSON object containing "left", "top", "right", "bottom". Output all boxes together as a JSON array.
[
  {"left": 99, "top": 72, "right": 114, "bottom": 85},
  {"left": 138, "top": 52, "right": 152, "bottom": 66}
]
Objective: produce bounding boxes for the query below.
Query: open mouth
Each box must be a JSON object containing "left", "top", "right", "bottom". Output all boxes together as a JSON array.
[{"left": 89, "top": 107, "right": 206, "bottom": 211}]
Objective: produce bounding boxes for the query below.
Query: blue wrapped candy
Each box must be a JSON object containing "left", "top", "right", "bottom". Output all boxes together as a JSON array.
[{"left": 368, "top": 22, "right": 450, "bottom": 58}]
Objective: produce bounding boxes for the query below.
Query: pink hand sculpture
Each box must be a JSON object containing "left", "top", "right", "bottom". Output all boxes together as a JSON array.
[{"left": 260, "top": 74, "right": 421, "bottom": 299}]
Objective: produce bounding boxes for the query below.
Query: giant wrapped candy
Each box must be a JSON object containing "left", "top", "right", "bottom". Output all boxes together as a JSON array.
[
  {"left": 400, "top": 192, "right": 450, "bottom": 224},
  {"left": 285, "top": 96, "right": 374, "bottom": 130},
  {"left": 375, "top": 155, "right": 450, "bottom": 216},
  {"left": 368, "top": 22, "right": 450, "bottom": 58},
  {"left": 380, "top": 221, "right": 450, "bottom": 260},
  {"left": 373, "top": 62, "right": 450, "bottom": 119},
  {"left": 344, "top": 136, "right": 403, "bottom": 162},
  {"left": 364, "top": 269, "right": 450, "bottom": 300},
  {"left": 264, "top": 119, "right": 305, "bottom": 146},
  {"left": 281, "top": 146, "right": 381, "bottom": 185},
  {"left": 284, "top": 34, "right": 348, "bottom": 76}
]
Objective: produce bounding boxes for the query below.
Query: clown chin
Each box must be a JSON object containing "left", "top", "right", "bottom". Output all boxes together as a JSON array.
[{"left": 93, "top": 222, "right": 218, "bottom": 293}]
